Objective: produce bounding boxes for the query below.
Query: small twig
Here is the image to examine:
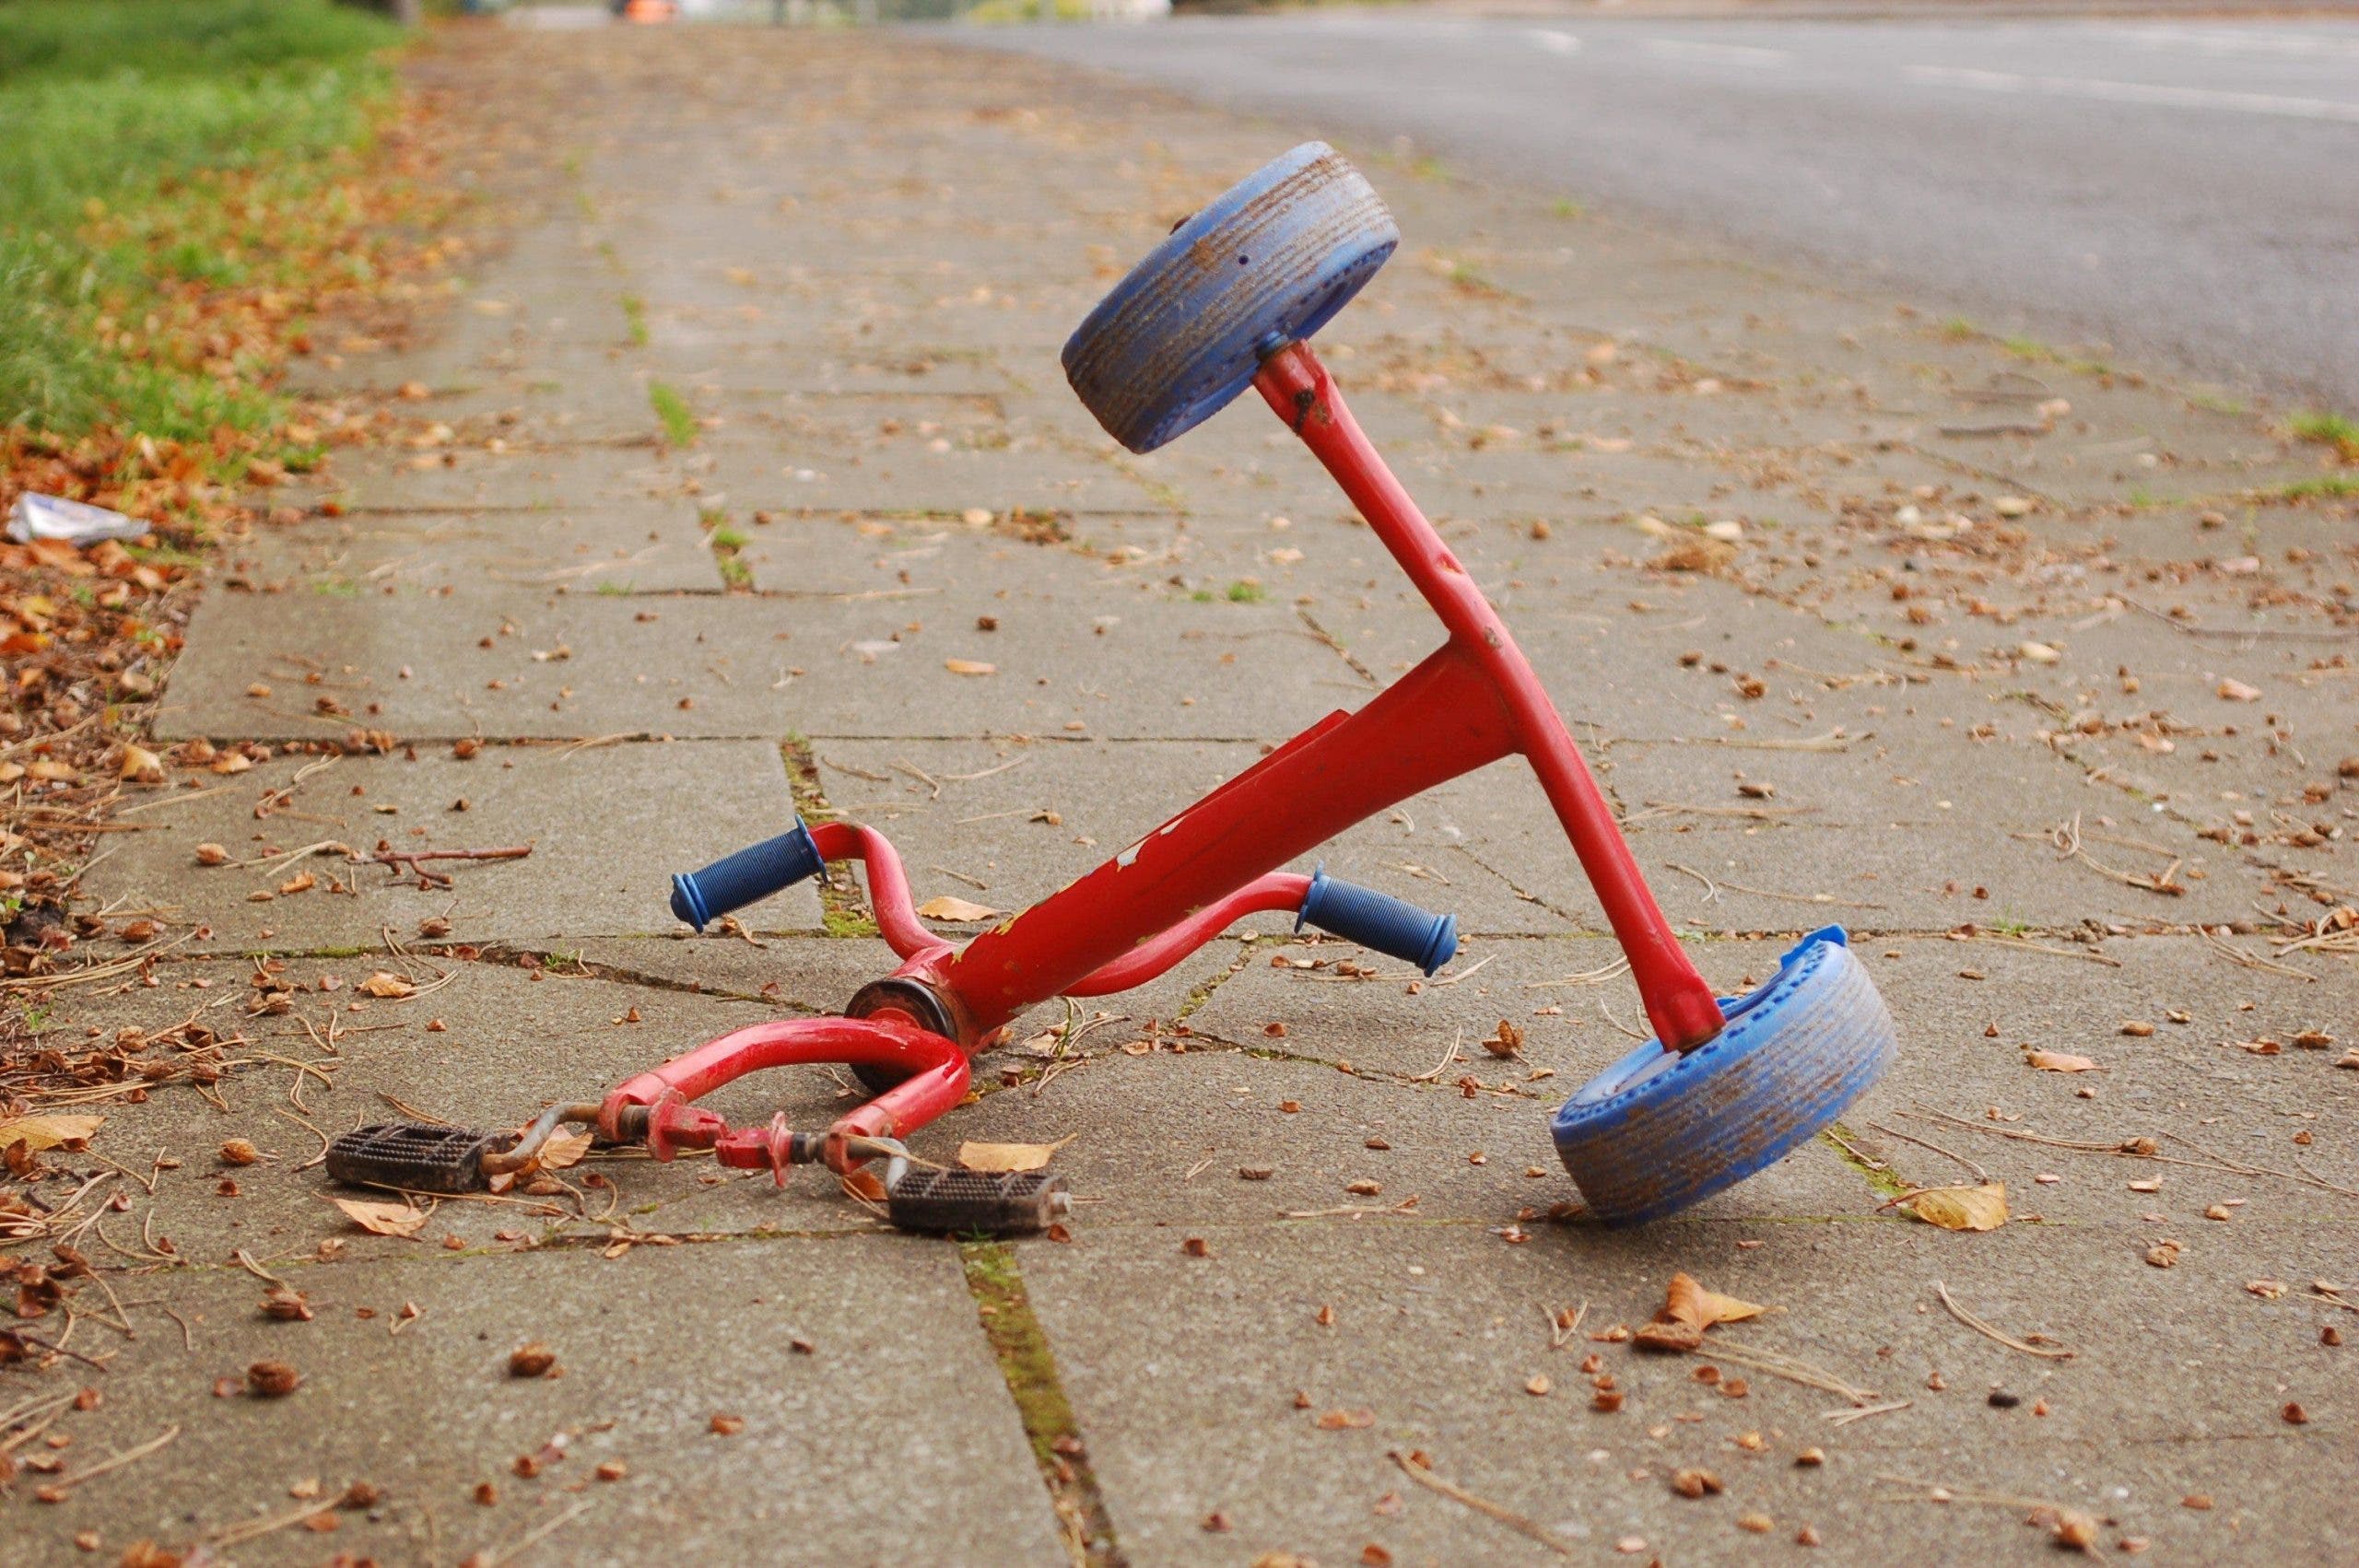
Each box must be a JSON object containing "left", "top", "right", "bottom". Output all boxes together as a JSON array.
[
  {"left": 1932, "top": 1281, "right": 2073, "bottom": 1359},
  {"left": 1387, "top": 1451, "right": 1576, "bottom": 1557},
  {"left": 479, "top": 1496, "right": 594, "bottom": 1566},
  {"left": 45, "top": 1423, "right": 179, "bottom": 1492},
  {"left": 1825, "top": 1398, "right": 1912, "bottom": 1426},
  {"left": 1520, "top": 954, "right": 1631, "bottom": 990},
  {"left": 1956, "top": 930, "right": 2122, "bottom": 966},
  {"left": 1696, "top": 1340, "right": 1879, "bottom": 1405},
  {"left": 368, "top": 845, "right": 531, "bottom": 889},
  {"left": 1668, "top": 862, "right": 1721, "bottom": 904},
  {"left": 1546, "top": 1300, "right": 1589, "bottom": 1350},
  {"left": 1280, "top": 1198, "right": 1422, "bottom": 1220},
  {"left": 232, "top": 1248, "right": 288, "bottom": 1288},
  {"left": 1628, "top": 800, "right": 1819, "bottom": 824},
  {"left": 208, "top": 1498, "right": 341, "bottom": 1548},
  {"left": 1409, "top": 1028, "right": 1465, "bottom": 1083},
  {"left": 1864, "top": 1119, "right": 1988, "bottom": 1182},
  {"left": 1597, "top": 996, "right": 1649, "bottom": 1042},
  {"left": 1427, "top": 954, "right": 1493, "bottom": 987},
  {"left": 1822, "top": 1127, "right": 1886, "bottom": 1171},
  {"left": 2201, "top": 927, "right": 2315, "bottom": 981},
  {"left": 1697, "top": 727, "right": 1851, "bottom": 752},
  {"left": 940, "top": 757, "right": 1027, "bottom": 783},
  {"left": 377, "top": 1093, "right": 452, "bottom": 1125},
  {"left": 892, "top": 758, "right": 944, "bottom": 801}
]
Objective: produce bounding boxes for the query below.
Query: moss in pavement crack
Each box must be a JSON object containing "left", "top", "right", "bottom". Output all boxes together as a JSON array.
[
  {"left": 781, "top": 738, "right": 879, "bottom": 938},
  {"left": 960, "top": 1241, "right": 1125, "bottom": 1568},
  {"left": 1820, "top": 1119, "right": 1913, "bottom": 1201}
]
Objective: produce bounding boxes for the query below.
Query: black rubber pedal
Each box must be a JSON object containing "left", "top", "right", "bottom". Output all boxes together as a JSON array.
[
  {"left": 886, "top": 1167, "right": 1068, "bottom": 1236},
  {"left": 325, "top": 1122, "right": 509, "bottom": 1194}
]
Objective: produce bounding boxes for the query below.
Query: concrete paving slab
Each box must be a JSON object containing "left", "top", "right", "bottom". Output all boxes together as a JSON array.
[
  {"left": 83, "top": 741, "right": 816, "bottom": 952},
  {"left": 158, "top": 569, "right": 1367, "bottom": 743},
  {"left": 323, "top": 441, "right": 702, "bottom": 517},
  {"left": 700, "top": 437, "right": 1162, "bottom": 521},
  {"left": 1018, "top": 1219, "right": 2351, "bottom": 1568},
  {"left": 220, "top": 500, "right": 722, "bottom": 597},
  {"left": 4, "top": 1241, "right": 1064, "bottom": 1566}
]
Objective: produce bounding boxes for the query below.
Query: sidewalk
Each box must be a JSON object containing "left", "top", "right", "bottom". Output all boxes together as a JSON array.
[{"left": 12, "top": 21, "right": 2355, "bottom": 1566}]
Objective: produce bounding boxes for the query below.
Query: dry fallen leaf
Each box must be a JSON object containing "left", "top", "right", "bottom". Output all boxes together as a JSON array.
[
  {"left": 2026, "top": 1050, "right": 2101, "bottom": 1073},
  {"left": 917, "top": 895, "right": 1003, "bottom": 923},
  {"left": 536, "top": 1129, "right": 593, "bottom": 1172},
  {"left": 2217, "top": 678, "right": 2262, "bottom": 702},
  {"left": 508, "top": 1343, "right": 557, "bottom": 1378},
  {"left": 0, "top": 1114, "right": 103, "bottom": 1152},
  {"left": 358, "top": 971, "right": 417, "bottom": 1000},
  {"left": 329, "top": 1198, "right": 428, "bottom": 1238},
  {"left": 943, "top": 659, "right": 997, "bottom": 677},
  {"left": 1314, "top": 1409, "right": 1375, "bottom": 1430},
  {"left": 1662, "top": 1271, "right": 1766, "bottom": 1330},
  {"left": 118, "top": 744, "right": 164, "bottom": 783},
  {"left": 1898, "top": 1183, "right": 2009, "bottom": 1232},
  {"left": 1626, "top": 1270, "right": 1768, "bottom": 1355},
  {"left": 957, "top": 1137, "right": 1074, "bottom": 1173}
]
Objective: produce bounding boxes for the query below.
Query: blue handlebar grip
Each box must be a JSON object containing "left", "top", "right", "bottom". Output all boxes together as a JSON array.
[
  {"left": 669, "top": 820, "right": 826, "bottom": 931},
  {"left": 1295, "top": 864, "right": 1458, "bottom": 977}
]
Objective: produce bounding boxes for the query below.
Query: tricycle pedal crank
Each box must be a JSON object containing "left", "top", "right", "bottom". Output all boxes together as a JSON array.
[
  {"left": 326, "top": 1122, "right": 511, "bottom": 1195},
  {"left": 885, "top": 1164, "right": 1071, "bottom": 1238}
]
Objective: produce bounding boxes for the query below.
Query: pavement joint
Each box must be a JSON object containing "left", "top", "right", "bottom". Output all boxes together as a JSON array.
[{"left": 960, "top": 1240, "right": 1127, "bottom": 1568}]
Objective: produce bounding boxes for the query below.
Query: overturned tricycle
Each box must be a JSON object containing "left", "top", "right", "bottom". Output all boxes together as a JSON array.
[{"left": 329, "top": 144, "right": 1897, "bottom": 1234}]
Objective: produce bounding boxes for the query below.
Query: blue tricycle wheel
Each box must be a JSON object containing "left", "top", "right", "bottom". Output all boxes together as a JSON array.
[
  {"left": 1062, "top": 141, "right": 1399, "bottom": 454},
  {"left": 1552, "top": 928, "right": 1896, "bottom": 1225}
]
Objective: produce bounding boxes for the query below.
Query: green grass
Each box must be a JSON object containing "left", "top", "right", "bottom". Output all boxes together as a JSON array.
[
  {"left": 1225, "top": 579, "right": 1265, "bottom": 603},
  {"left": 2000, "top": 334, "right": 2112, "bottom": 378},
  {"left": 619, "top": 291, "right": 649, "bottom": 347},
  {"left": 2288, "top": 409, "right": 2359, "bottom": 460},
  {"left": 648, "top": 380, "right": 696, "bottom": 447},
  {"left": 0, "top": 0, "right": 399, "bottom": 439},
  {"left": 2271, "top": 474, "right": 2359, "bottom": 500},
  {"left": 1940, "top": 317, "right": 1978, "bottom": 341},
  {"left": 1551, "top": 197, "right": 1584, "bottom": 220}
]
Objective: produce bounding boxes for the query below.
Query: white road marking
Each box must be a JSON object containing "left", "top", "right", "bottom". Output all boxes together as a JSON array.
[
  {"left": 1528, "top": 29, "right": 1580, "bottom": 56},
  {"left": 2110, "top": 23, "right": 2359, "bottom": 63},
  {"left": 1642, "top": 38, "right": 1791, "bottom": 67},
  {"left": 1905, "top": 64, "right": 2359, "bottom": 124}
]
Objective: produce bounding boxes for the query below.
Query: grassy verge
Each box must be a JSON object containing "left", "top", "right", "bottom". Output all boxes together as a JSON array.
[
  {"left": 1, "top": 1, "right": 438, "bottom": 1008},
  {"left": 1, "top": 0, "right": 402, "bottom": 447}
]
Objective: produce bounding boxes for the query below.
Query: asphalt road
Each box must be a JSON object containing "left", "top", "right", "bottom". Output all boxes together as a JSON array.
[{"left": 958, "top": 13, "right": 2359, "bottom": 411}]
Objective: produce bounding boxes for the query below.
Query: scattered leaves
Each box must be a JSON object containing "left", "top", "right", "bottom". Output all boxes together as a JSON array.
[
  {"left": 957, "top": 1137, "right": 1072, "bottom": 1173},
  {"left": 1895, "top": 1183, "right": 2009, "bottom": 1232},
  {"left": 916, "top": 895, "right": 1002, "bottom": 922},
  {"left": 0, "top": 1114, "right": 102, "bottom": 1152},
  {"left": 329, "top": 1198, "right": 428, "bottom": 1238}
]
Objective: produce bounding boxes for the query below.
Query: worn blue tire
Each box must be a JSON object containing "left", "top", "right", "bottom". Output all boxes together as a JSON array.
[
  {"left": 1062, "top": 142, "right": 1399, "bottom": 454},
  {"left": 1552, "top": 928, "right": 1896, "bottom": 1225}
]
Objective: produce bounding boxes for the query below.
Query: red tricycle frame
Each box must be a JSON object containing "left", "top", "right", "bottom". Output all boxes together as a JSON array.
[{"left": 593, "top": 339, "right": 1726, "bottom": 1183}]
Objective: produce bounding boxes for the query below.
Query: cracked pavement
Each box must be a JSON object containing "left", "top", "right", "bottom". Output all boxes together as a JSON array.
[{"left": 9, "top": 20, "right": 2357, "bottom": 1568}]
